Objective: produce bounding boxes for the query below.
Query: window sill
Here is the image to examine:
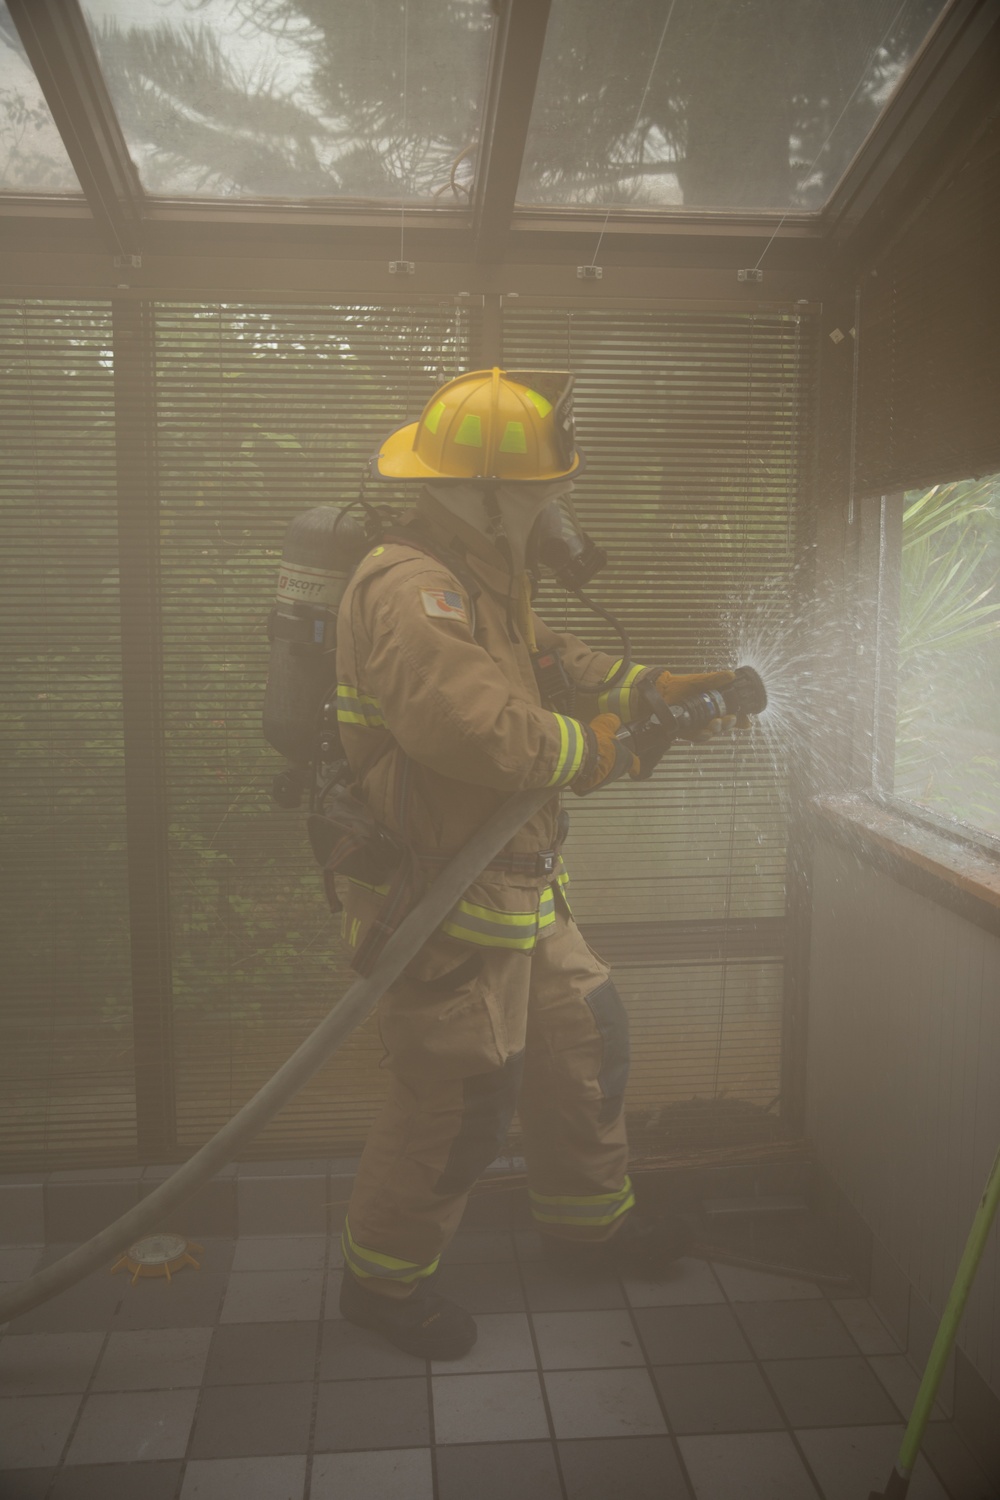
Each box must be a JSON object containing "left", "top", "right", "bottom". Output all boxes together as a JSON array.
[{"left": 810, "top": 794, "right": 1000, "bottom": 939}]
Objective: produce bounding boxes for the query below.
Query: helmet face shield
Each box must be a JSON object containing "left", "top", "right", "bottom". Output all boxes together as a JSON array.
[
  {"left": 506, "top": 371, "right": 578, "bottom": 474},
  {"left": 373, "top": 368, "right": 585, "bottom": 484}
]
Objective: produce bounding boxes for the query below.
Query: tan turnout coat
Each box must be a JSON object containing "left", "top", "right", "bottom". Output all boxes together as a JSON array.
[{"left": 334, "top": 494, "right": 629, "bottom": 955}]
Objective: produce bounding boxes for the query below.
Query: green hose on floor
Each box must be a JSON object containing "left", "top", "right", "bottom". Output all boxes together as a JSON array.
[
  {"left": 869, "top": 1143, "right": 1000, "bottom": 1499},
  {"left": 0, "top": 786, "right": 555, "bottom": 1326}
]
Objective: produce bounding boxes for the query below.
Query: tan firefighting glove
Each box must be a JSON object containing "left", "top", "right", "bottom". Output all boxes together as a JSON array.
[
  {"left": 571, "top": 713, "right": 640, "bottom": 794},
  {"left": 653, "top": 668, "right": 747, "bottom": 741}
]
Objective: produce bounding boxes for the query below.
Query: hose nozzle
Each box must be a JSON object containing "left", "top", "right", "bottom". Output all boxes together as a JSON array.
[
  {"left": 724, "top": 665, "right": 767, "bottom": 719},
  {"left": 615, "top": 663, "right": 769, "bottom": 781}
]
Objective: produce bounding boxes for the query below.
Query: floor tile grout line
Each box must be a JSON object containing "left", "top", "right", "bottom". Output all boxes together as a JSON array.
[
  {"left": 622, "top": 1274, "right": 698, "bottom": 1500},
  {"left": 3, "top": 1239, "right": 966, "bottom": 1500},
  {"left": 173, "top": 1244, "right": 235, "bottom": 1500},
  {"left": 718, "top": 1265, "right": 876, "bottom": 1500},
  {"left": 510, "top": 1225, "right": 571, "bottom": 1500},
  {"left": 426, "top": 1323, "right": 438, "bottom": 1500},
  {"left": 46, "top": 1267, "right": 126, "bottom": 1492},
  {"left": 301, "top": 1220, "right": 336, "bottom": 1500},
  {"left": 917, "top": 1429, "right": 967, "bottom": 1499},
  {"left": 425, "top": 1221, "right": 444, "bottom": 1500}
]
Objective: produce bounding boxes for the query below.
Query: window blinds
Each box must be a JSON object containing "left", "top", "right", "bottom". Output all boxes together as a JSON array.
[
  {"left": 505, "top": 305, "right": 813, "bottom": 1145},
  {"left": 0, "top": 301, "right": 134, "bottom": 1166},
  {"left": 0, "top": 296, "right": 813, "bottom": 1168}
]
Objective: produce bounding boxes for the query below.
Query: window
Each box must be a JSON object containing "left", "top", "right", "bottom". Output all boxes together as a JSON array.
[
  {"left": 0, "top": 2, "right": 81, "bottom": 193},
  {"left": 517, "top": 0, "right": 949, "bottom": 213},
  {"left": 892, "top": 474, "right": 1000, "bottom": 839},
  {"left": 78, "top": 0, "right": 494, "bottom": 203}
]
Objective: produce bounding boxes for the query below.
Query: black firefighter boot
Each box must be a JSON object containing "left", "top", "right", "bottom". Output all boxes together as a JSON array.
[
  {"left": 542, "top": 1211, "right": 695, "bottom": 1279},
  {"left": 339, "top": 1269, "right": 477, "bottom": 1360}
]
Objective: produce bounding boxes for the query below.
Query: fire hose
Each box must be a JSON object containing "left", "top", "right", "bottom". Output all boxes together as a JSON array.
[
  {"left": 0, "top": 785, "right": 556, "bottom": 1324},
  {"left": 0, "top": 666, "right": 767, "bottom": 1323}
]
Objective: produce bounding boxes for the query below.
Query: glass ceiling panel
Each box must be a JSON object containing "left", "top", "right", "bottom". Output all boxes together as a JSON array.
[
  {"left": 0, "top": 4, "right": 81, "bottom": 193},
  {"left": 79, "top": 0, "right": 493, "bottom": 203},
  {"left": 518, "top": 0, "right": 950, "bottom": 214}
]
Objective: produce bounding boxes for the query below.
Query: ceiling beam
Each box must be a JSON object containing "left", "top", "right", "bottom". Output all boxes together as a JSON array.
[
  {"left": 0, "top": 246, "right": 825, "bottom": 307},
  {"left": 472, "top": 0, "right": 551, "bottom": 263},
  {"left": 6, "top": 0, "right": 143, "bottom": 259}
]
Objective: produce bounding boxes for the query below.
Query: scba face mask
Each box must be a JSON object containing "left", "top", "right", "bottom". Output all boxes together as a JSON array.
[{"left": 529, "top": 495, "right": 609, "bottom": 593}]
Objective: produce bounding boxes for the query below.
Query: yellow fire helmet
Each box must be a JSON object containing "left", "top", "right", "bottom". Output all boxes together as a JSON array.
[{"left": 373, "top": 367, "right": 585, "bottom": 484}]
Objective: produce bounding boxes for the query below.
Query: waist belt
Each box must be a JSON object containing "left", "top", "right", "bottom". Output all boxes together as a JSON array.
[
  {"left": 417, "top": 847, "right": 562, "bottom": 879},
  {"left": 348, "top": 770, "right": 567, "bottom": 974}
]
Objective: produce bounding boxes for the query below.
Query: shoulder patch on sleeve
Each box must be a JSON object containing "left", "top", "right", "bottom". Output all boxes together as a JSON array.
[{"left": 420, "top": 587, "right": 468, "bottom": 623}]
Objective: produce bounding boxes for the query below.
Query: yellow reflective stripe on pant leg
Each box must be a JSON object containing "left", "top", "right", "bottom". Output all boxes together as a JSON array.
[
  {"left": 335, "top": 684, "right": 386, "bottom": 729},
  {"left": 597, "top": 662, "right": 645, "bottom": 720},
  {"left": 529, "top": 1176, "right": 636, "bottom": 1228},
  {"left": 545, "top": 713, "right": 585, "bottom": 787},
  {"left": 537, "top": 886, "right": 556, "bottom": 934},
  {"left": 341, "top": 1218, "right": 440, "bottom": 1285},
  {"left": 441, "top": 896, "right": 541, "bottom": 951}
]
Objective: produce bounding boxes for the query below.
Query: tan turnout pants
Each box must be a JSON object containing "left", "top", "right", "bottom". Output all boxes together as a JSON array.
[{"left": 342, "top": 907, "right": 633, "bottom": 1297}]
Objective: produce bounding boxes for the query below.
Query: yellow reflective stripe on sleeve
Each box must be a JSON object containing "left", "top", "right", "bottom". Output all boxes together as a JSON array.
[
  {"left": 545, "top": 713, "right": 585, "bottom": 787},
  {"left": 336, "top": 684, "right": 386, "bottom": 729},
  {"left": 529, "top": 1177, "right": 636, "bottom": 1228},
  {"left": 342, "top": 1218, "right": 440, "bottom": 1284},
  {"left": 597, "top": 662, "right": 646, "bottom": 719}
]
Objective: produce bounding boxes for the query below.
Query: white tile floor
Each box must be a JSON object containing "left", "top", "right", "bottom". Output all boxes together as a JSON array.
[{"left": 0, "top": 1229, "right": 994, "bottom": 1498}]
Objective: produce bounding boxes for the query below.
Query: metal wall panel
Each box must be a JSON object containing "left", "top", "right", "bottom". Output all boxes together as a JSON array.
[{"left": 807, "top": 839, "right": 1000, "bottom": 1393}]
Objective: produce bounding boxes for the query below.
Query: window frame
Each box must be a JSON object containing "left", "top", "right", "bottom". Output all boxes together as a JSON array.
[{"left": 855, "top": 486, "right": 1000, "bottom": 867}]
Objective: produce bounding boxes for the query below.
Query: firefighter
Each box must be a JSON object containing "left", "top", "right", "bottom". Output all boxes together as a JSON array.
[{"left": 336, "top": 368, "right": 736, "bottom": 1358}]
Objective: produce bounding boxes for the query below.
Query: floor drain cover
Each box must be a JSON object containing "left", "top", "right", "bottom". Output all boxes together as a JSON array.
[{"left": 111, "top": 1234, "right": 204, "bottom": 1285}]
